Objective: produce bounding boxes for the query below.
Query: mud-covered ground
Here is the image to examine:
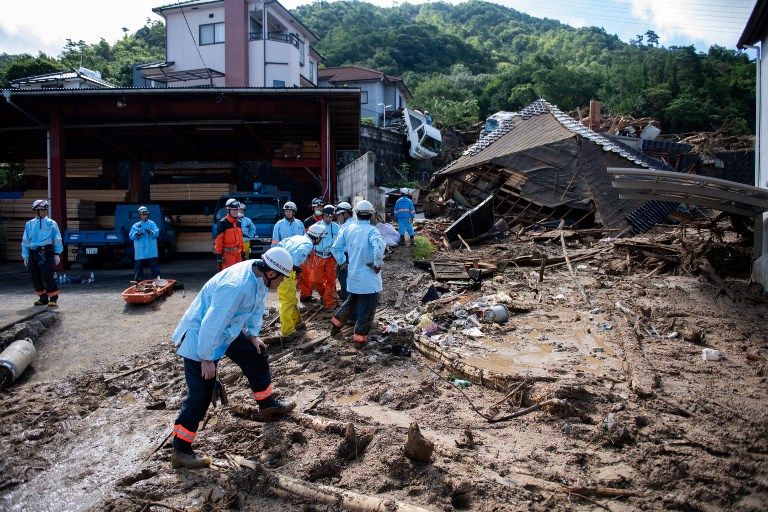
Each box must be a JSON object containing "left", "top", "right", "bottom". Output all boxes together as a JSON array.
[{"left": 1, "top": 225, "right": 767, "bottom": 512}]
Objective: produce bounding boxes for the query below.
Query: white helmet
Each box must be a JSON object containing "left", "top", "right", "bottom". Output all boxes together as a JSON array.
[
  {"left": 306, "top": 223, "right": 326, "bottom": 241},
  {"left": 137, "top": 206, "right": 149, "bottom": 214},
  {"left": 262, "top": 247, "right": 293, "bottom": 277},
  {"left": 335, "top": 201, "right": 352, "bottom": 214},
  {"left": 225, "top": 198, "right": 239, "bottom": 209},
  {"left": 283, "top": 201, "right": 297, "bottom": 211},
  {"left": 400, "top": 188, "right": 409, "bottom": 195},
  {"left": 32, "top": 199, "right": 49, "bottom": 210},
  {"left": 354, "top": 200, "right": 375, "bottom": 214}
]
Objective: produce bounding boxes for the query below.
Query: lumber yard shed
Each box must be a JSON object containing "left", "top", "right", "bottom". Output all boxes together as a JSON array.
[{"left": 0, "top": 87, "right": 360, "bottom": 261}]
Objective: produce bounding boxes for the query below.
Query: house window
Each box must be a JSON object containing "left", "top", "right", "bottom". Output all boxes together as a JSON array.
[
  {"left": 361, "top": 91, "right": 368, "bottom": 104},
  {"left": 309, "top": 61, "right": 314, "bottom": 81},
  {"left": 200, "top": 22, "right": 225, "bottom": 45},
  {"left": 273, "top": 80, "right": 286, "bottom": 87}
]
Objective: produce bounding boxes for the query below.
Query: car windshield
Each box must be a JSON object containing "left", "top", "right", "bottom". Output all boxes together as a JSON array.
[{"left": 421, "top": 134, "right": 442, "bottom": 153}]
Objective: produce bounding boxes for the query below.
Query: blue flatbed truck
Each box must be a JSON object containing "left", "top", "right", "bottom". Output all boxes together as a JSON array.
[
  {"left": 212, "top": 185, "right": 290, "bottom": 257},
  {"left": 64, "top": 204, "right": 176, "bottom": 268}
]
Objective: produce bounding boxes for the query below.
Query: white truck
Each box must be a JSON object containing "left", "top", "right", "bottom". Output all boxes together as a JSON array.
[{"left": 402, "top": 108, "right": 442, "bottom": 160}]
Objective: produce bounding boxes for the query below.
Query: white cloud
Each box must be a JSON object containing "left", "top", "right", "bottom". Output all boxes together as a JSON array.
[
  {"left": 621, "top": 0, "right": 754, "bottom": 48},
  {"left": 0, "top": 0, "right": 162, "bottom": 57}
]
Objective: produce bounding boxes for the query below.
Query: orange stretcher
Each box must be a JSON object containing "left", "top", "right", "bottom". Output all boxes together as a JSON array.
[{"left": 122, "top": 279, "right": 177, "bottom": 304}]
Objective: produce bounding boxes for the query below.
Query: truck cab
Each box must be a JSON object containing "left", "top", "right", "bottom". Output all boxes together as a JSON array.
[
  {"left": 64, "top": 204, "right": 175, "bottom": 268},
  {"left": 212, "top": 185, "right": 290, "bottom": 257}
]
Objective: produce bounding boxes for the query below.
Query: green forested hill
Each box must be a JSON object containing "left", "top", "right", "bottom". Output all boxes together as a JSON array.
[
  {"left": 0, "top": 0, "right": 755, "bottom": 134},
  {"left": 296, "top": 0, "right": 755, "bottom": 133}
]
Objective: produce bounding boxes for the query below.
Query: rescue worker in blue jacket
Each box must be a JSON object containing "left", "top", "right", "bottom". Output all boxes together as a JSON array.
[
  {"left": 237, "top": 204, "right": 257, "bottom": 258},
  {"left": 271, "top": 201, "right": 304, "bottom": 246},
  {"left": 129, "top": 206, "right": 161, "bottom": 283},
  {"left": 330, "top": 200, "right": 385, "bottom": 345},
  {"left": 333, "top": 201, "right": 354, "bottom": 301},
  {"left": 170, "top": 247, "right": 296, "bottom": 469},
  {"left": 276, "top": 224, "right": 326, "bottom": 336},
  {"left": 21, "top": 199, "right": 63, "bottom": 307},
  {"left": 394, "top": 188, "right": 416, "bottom": 246}
]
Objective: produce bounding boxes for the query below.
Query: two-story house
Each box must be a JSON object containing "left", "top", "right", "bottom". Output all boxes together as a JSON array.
[
  {"left": 136, "top": 0, "right": 323, "bottom": 88},
  {"left": 317, "top": 66, "right": 412, "bottom": 126}
]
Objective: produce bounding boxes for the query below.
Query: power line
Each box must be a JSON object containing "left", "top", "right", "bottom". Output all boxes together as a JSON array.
[{"left": 508, "top": 4, "right": 747, "bottom": 29}]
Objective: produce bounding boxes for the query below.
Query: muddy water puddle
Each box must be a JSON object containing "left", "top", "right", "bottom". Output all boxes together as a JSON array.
[
  {"left": 2, "top": 407, "right": 165, "bottom": 512},
  {"left": 463, "top": 315, "right": 622, "bottom": 378}
]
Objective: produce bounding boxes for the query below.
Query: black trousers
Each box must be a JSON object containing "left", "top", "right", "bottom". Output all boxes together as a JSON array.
[
  {"left": 333, "top": 292, "right": 379, "bottom": 342},
  {"left": 172, "top": 332, "right": 272, "bottom": 448},
  {"left": 29, "top": 246, "right": 59, "bottom": 299}
]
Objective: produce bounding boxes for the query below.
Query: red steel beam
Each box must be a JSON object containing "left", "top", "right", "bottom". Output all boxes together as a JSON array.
[
  {"left": 320, "top": 97, "right": 328, "bottom": 201},
  {"left": 49, "top": 108, "right": 67, "bottom": 266}
]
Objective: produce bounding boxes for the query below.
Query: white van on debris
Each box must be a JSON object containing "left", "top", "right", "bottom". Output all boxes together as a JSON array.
[{"left": 402, "top": 109, "right": 442, "bottom": 160}]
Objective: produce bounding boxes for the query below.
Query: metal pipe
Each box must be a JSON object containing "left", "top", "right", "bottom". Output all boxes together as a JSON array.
[{"left": 0, "top": 338, "right": 37, "bottom": 390}]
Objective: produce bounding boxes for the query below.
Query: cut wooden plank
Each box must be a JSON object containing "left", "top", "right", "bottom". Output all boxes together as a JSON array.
[{"left": 150, "top": 183, "right": 235, "bottom": 201}]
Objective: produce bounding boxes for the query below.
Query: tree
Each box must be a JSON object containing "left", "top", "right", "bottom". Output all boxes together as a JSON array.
[{"left": 645, "top": 30, "right": 659, "bottom": 47}]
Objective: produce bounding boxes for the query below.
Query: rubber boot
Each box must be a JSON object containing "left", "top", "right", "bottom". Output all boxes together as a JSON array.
[
  {"left": 171, "top": 449, "right": 212, "bottom": 469},
  {"left": 47, "top": 298, "right": 58, "bottom": 308},
  {"left": 398, "top": 235, "right": 405, "bottom": 246},
  {"left": 171, "top": 438, "right": 211, "bottom": 469},
  {"left": 257, "top": 396, "right": 297, "bottom": 420},
  {"left": 34, "top": 295, "right": 49, "bottom": 306}
]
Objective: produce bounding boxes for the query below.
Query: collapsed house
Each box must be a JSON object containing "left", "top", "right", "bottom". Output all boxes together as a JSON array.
[{"left": 431, "top": 99, "right": 681, "bottom": 240}]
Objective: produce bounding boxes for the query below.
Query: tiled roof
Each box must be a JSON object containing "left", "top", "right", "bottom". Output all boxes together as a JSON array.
[
  {"left": 437, "top": 99, "right": 674, "bottom": 176},
  {"left": 318, "top": 66, "right": 404, "bottom": 84}
]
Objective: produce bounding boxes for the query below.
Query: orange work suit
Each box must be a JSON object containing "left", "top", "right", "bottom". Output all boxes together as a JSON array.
[
  {"left": 298, "top": 251, "right": 337, "bottom": 309},
  {"left": 214, "top": 214, "right": 244, "bottom": 270},
  {"left": 297, "top": 253, "right": 317, "bottom": 301}
]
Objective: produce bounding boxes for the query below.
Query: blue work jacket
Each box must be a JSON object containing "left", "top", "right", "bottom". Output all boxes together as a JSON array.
[
  {"left": 21, "top": 216, "right": 63, "bottom": 259},
  {"left": 172, "top": 260, "right": 268, "bottom": 362},
  {"left": 312, "top": 220, "right": 339, "bottom": 258},
  {"left": 129, "top": 219, "right": 160, "bottom": 260},
  {"left": 394, "top": 196, "right": 416, "bottom": 220},
  {"left": 271, "top": 217, "right": 305, "bottom": 245},
  {"left": 278, "top": 235, "right": 314, "bottom": 267},
  {"left": 331, "top": 219, "right": 385, "bottom": 294},
  {"left": 240, "top": 216, "right": 257, "bottom": 240}
]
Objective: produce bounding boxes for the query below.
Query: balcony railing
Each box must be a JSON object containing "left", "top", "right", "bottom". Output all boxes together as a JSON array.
[{"left": 248, "top": 31, "right": 300, "bottom": 49}]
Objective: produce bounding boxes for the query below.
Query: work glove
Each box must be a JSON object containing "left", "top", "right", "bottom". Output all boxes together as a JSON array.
[
  {"left": 366, "top": 263, "right": 381, "bottom": 274},
  {"left": 23, "top": 258, "right": 28, "bottom": 268},
  {"left": 211, "top": 378, "right": 228, "bottom": 408},
  {"left": 54, "top": 254, "right": 61, "bottom": 266},
  {"left": 293, "top": 265, "right": 302, "bottom": 275},
  {"left": 337, "top": 262, "right": 348, "bottom": 272}
]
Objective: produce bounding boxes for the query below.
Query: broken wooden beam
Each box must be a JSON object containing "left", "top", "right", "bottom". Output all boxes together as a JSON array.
[{"left": 230, "top": 455, "right": 434, "bottom": 512}]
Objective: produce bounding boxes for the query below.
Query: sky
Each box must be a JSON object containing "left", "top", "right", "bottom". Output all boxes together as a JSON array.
[{"left": 0, "top": 0, "right": 758, "bottom": 58}]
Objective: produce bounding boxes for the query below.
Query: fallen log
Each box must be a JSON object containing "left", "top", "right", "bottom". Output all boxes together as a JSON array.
[
  {"left": 230, "top": 455, "right": 434, "bottom": 512},
  {"left": 292, "top": 412, "right": 348, "bottom": 435},
  {"left": 560, "top": 231, "right": 589, "bottom": 305},
  {"left": 566, "top": 486, "right": 639, "bottom": 498}
]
